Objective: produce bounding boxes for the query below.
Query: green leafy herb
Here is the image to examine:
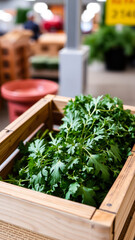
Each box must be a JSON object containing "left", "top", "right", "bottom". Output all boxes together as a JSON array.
[{"left": 4, "top": 95, "right": 135, "bottom": 207}]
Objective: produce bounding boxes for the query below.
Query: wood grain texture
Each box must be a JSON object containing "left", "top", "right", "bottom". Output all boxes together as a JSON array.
[
  {"left": 90, "top": 210, "right": 115, "bottom": 240},
  {"left": 0, "top": 188, "right": 95, "bottom": 240},
  {"left": 0, "top": 124, "right": 45, "bottom": 178},
  {"left": 117, "top": 201, "right": 135, "bottom": 240},
  {"left": 100, "top": 153, "right": 135, "bottom": 213},
  {"left": 123, "top": 212, "right": 135, "bottom": 240},
  {"left": 0, "top": 186, "right": 116, "bottom": 240},
  {"left": 100, "top": 153, "right": 135, "bottom": 240},
  {"left": 52, "top": 95, "right": 73, "bottom": 113},
  {"left": 0, "top": 181, "right": 95, "bottom": 220},
  {"left": 114, "top": 188, "right": 135, "bottom": 240},
  {"left": 0, "top": 98, "right": 50, "bottom": 165}
]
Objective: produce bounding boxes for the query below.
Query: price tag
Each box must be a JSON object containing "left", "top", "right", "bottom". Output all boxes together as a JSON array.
[{"left": 105, "top": 0, "right": 135, "bottom": 25}]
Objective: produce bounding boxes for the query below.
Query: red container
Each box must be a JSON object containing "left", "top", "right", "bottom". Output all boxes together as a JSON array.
[{"left": 1, "top": 79, "right": 58, "bottom": 122}]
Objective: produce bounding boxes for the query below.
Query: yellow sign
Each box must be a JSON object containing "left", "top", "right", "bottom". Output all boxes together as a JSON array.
[{"left": 105, "top": 0, "right": 135, "bottom": 25}]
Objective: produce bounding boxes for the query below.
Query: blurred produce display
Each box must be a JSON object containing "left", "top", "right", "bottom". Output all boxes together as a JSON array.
[
  {"left": 84, "top": 26, "right": 135, "bottom": 70},
  {"left": 30, "top": 55, "right": 59, "bottom": 70}
]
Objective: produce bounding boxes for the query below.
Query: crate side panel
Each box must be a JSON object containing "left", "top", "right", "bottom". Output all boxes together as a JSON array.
[
  {"left": 100, "top": 153, "right": 135, "bottom": 239},
  {"left": 0, "top": 220, "right": 52, "bottom": 240},
  {"left": 52, "top": 111, "right": 64, "bottom": 126},
  {"left": 52, "top": 95, "right": 73, "bottom": 113},
  {"left": 0, "top": 192, "right": 116, "bottom": 240},
  {"left": 115, "top": 200, "right": 135, "bottom": 240},
  {"left": 100, "top": 153, "right": 135, "bottom": 213},
  {"left": 0, "top": 124, "right": 45, "bottom": 178},
  {"left": 0, "top": 181, "right": 95, "bottom": 220},
  {"left": 0, "top": 193, "right": 95, "bottom": 240},
  {"left": 114, "top": 190, "right": 135, "bottom": 240},
  {"left": 123, "top": 212, "right": 135, "bottom": 240},
  {"left": 0, "top": 98, "right": 50, "bottom": 165}
]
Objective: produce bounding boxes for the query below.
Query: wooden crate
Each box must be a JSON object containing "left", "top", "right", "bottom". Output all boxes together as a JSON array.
[
  {"left": 0, "top": 95, "right": 135, "bottom": 240},
  {"left": 38, "top": 33, "right": 66, "bottom": 56},
  {"left": 0, "top": 30, "right": 31, "bottom": 84}
]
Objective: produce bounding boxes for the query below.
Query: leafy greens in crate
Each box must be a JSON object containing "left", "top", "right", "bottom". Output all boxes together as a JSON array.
[{"left": 7, "top": 95, "right": 135, "bottom": 207}]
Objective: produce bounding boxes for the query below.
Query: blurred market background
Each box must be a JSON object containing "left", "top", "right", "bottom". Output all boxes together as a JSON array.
[{"left": 0, "top": 0, "right": 135, "bottom": 129}]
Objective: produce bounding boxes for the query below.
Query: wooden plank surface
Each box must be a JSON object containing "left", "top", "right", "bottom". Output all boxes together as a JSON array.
[
  {"left": 0, "top": 123, "right": 45, "bottom": 177},
  {"left": 100, "top": 153, "right": 135, "bottom": 239},
  {"left": 123, "top": 212, "right": 135, "bottom": 240},
  {"left": 100, "top": 153, "right": 135, "bottom": 213},
  {"left": 0, "top": 181, "right": 95, "bottom": 220},
  {"left": 0, "top": 97, "right": 50, "bottom": 165},
  {"left": 117, "top": 200, "right": 135, "bottom": 240},
  {"left": 0, "top": 182, "right": 96, "bottom": 240},
  {"left": 114, "top": 190, "right": 135, "bottom": 240},
  {"left": 52, "top": 95, "right": 73, "bottom": 113},
  {"left": 0, "top": 181, "right": 116, "bottom": 240},
  {"left": 90, "top": 210, "right": 115, "bottom": 240}
]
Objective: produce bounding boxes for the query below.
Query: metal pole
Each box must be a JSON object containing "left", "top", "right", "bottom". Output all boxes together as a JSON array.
[
  {"left": 65, "top": 0, "right": 82, "bottom": 49},
  {"left": 59, "top": 0, "right": 89, "bottom": 97}
]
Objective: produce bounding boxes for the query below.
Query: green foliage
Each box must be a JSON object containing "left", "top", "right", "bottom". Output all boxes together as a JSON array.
[
  {"left": 84, "top": 26, "right": 135, "bottom": 63},
  {"left": 15, "top": 8, "right": 31, "bottom": 24},
  {"left": 100, "top": 3, "right": 106, "bottom": 27},
  {"left": 4, "top": 95, "right": 135, "bottom": 207},
  {"left": 30, "top": 56, "right": 59, "bottom": 70}
]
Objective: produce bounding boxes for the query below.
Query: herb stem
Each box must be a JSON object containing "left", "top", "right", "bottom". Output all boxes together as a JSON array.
[{"left": 82, "top": 146, "right": 92, "bottom": 157}]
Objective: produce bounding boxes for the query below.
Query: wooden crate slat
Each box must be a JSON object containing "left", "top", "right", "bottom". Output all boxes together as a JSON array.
[
  {"left": 123, "top": 212, "right": 135, "bottom": 240},
  {"left": 115, "top": 200, "right": 135, "bottom": 240},
  {"left": 0, "top": 181, "right": 95, "bottom": 220},
  {"left": 100, "top": 153, "right": 135, "bottom": 213},
  {"left": 114, "top": 185, "right": 135, "bottom": 240},
  {"left": 0, "top": 189, "right": 115, "bottom": 240},
  {"left": 52, "top": 95, "right": 73, "bottom": 113},
  {"left": 0, "top": 97, "right": 51, "bottom": 165},
  {"left": 90, "top": 210, "right": 115, "bottom": 240},
  {"left": 100, "top": 153, "right": 135, "bottom": 239},
  {"left": 0, "top": 124, "right": 45, "bottom": 178},
  {"left": 51, "top": 95, "right": 74, "bottom": 125},
  {"left": 0, "top": 191, "right": 96, "bottom": 240}
]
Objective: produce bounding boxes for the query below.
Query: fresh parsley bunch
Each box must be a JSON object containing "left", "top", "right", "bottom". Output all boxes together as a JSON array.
[{"left": 8, "top": 95, "right": 135, "bottom": 207}]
